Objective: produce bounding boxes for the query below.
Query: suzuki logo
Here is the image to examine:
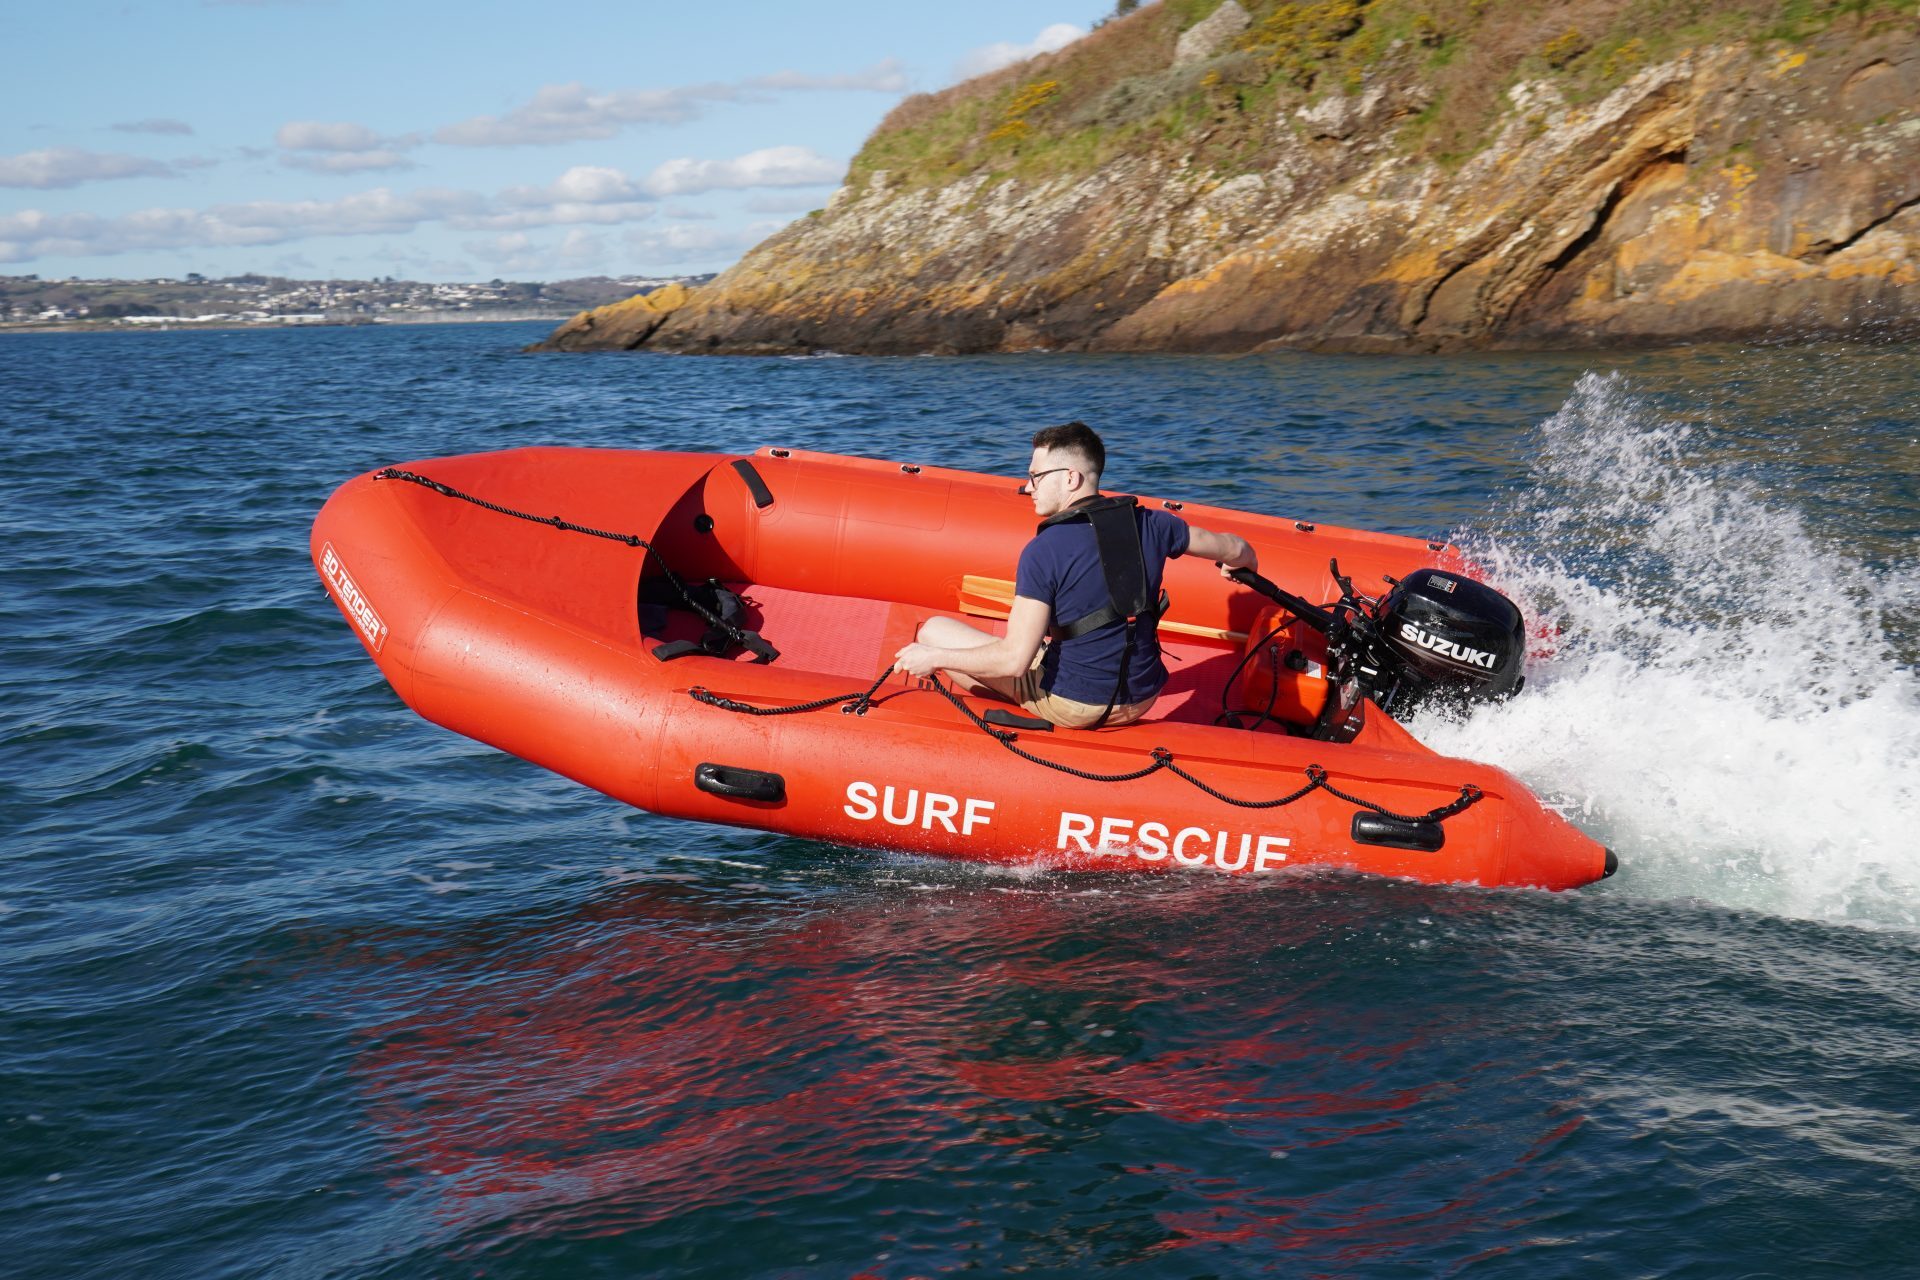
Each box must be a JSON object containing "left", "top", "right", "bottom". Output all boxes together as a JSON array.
[{"left": 1398, "top": 621, "right": 1495, "bottom": 670}]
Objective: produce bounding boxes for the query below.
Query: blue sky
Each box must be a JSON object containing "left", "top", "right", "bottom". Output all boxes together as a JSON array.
[{"left": 3, "top": 0, "right": 1100, "bottom": 281}]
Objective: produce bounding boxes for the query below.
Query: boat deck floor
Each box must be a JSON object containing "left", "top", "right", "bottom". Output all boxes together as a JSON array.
[{"left": 649, "top": 582, "right": 1259, "bottom": 729}]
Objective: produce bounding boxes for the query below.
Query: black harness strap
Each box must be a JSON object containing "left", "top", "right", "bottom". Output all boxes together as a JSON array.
[{"left": 652, "top": 578, "right": 778, "bottom": 664}]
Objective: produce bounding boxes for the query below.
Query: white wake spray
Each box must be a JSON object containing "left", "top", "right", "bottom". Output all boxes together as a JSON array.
[{"left": 1410, "top": 372, "right": 1920, "bottom": 927}]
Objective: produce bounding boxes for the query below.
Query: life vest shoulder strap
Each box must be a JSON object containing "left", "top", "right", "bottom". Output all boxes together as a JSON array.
[{"left": 1038, "top": 495, "right": 1168, "bottom": 640}]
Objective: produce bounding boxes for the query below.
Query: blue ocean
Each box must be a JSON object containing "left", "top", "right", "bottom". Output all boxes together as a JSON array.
[{"left": 3, "top": 322, "right": 1916, "bottom": 1278}]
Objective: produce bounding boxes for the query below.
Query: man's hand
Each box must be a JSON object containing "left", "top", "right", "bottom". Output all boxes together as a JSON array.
[{"left": 893, "top": 642, "right": 942, "bottom": 678}]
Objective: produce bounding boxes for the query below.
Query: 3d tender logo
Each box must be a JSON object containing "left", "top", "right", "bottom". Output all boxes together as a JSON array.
[{"left": 321, "top": 541, "right": 388, "bottom": 652}]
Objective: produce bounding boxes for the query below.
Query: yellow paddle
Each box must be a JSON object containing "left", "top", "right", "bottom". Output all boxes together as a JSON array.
[{"left": 958, "top": 575, "right": 1245, "bottom": 643}]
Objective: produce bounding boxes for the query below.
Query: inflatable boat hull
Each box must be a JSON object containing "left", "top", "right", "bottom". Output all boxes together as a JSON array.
[{"left": 312, "top": 447, "right": 1610, "bottom": 890}]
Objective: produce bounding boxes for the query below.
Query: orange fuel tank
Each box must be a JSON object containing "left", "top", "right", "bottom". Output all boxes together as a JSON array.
[{"left": 311, "top": 447, "right": 1613, "bottom": 891}]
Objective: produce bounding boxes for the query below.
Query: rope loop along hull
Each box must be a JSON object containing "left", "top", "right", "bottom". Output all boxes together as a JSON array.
[{"left": 311, "top": 447, "right": 1612, "bottom": 890}]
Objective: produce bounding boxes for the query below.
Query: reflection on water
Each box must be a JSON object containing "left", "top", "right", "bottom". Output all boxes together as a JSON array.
[{"left": 340, "top": 868, "right": 1591, "bottom": 1272}]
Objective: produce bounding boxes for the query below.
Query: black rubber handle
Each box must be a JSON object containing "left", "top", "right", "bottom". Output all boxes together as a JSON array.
[
  {"left": 694, "top": 762, "right": 785, "bottom": 803},
  {"left": 1351, "top": 813, "right": 1445, "bottom": 852},
  {"left": 730, "top": 459, "right": 775, "bottom": 509}
]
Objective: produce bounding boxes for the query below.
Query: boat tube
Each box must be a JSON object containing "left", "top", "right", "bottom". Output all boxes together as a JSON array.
[{"left": 311, "top": 447, "right": 1614, "bottom": 890}]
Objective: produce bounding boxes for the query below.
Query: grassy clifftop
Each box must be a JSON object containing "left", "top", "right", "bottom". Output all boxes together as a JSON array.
[{"left": 852, "top": 0, "right": 1910, "bottom": 187}]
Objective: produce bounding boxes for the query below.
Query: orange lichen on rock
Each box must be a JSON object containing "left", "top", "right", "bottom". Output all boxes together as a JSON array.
[{"left": 526, "top": 283, "right": 694, "bottom": 352}]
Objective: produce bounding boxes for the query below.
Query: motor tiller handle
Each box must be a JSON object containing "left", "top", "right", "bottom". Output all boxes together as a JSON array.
[{"left": 1222, "top": 565, "right": 1339, "bottom": 635}]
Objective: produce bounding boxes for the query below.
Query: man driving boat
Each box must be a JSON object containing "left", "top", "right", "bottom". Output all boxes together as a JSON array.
[{"left": 893, "top": 422, "right": 1258, "bottom": 728}]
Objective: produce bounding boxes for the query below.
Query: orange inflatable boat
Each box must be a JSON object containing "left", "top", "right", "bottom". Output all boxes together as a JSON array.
[{"left": 311, "top": 447, "right": 1614, "bottom": 890}]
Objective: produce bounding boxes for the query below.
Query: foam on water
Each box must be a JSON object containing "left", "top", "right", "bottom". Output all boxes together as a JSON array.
[{"left": 1411, "top": 372, "right": 1920, "bottom": 927}]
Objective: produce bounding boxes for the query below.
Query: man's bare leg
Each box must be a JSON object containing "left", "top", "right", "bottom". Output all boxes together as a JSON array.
[{"left": 914, "top": 616, "right": 1017, "bottom": 698}]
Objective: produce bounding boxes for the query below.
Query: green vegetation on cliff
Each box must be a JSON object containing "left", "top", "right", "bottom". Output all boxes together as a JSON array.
[{"left": 850, "top": 0, "right": 1911, "bottom": 186}]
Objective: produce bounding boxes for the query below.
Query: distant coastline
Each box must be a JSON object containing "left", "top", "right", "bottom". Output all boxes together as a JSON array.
[
  {"left": 5, "top": 312, "right": 577, "bottom": 335},
  {"left": 0, "top": 271, "right": 713, "bottom": 334}
]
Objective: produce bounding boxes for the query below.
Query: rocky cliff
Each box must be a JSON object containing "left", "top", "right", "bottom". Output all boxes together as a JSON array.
[
  {"left": 531, "top": 281, "right": 693, "bottom": 351},
  {"left": 544, "top": 0, "right": 1920, "bottom": 355}
]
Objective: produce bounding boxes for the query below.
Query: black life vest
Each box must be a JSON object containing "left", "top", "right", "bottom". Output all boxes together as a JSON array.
[{"left": 1035, "top": 494, "right": 1170, "bottom": 725}]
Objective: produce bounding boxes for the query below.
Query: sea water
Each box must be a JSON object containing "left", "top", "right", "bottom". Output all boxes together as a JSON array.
[{"left": 2, "top": 324, "right": 1916, "bottom": 1278}]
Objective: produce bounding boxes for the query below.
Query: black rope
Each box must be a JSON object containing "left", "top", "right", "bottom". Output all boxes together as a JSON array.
[
  {"left": 691, "top": 665, "right": 1483, "bottom": 823},
  {"left": 375, "top": 466, "right": 762, "bottom": 655},
  {"left": 924, "top": 675, "right": 1172, "bottom": 783},
  {"left": 690, "top": 666, "right": 896, "bottom": 718},
  {"left": 1159, "top": 758, "right": 1326, "bottom": 810},
  {"left": 1319, "top": 773, "right": 1484, "bottom": 823}
]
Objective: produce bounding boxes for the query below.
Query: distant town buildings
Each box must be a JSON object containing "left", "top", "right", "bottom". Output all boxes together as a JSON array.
[{"left": 0, "top": 274, "right": 710, "bottom": 329}]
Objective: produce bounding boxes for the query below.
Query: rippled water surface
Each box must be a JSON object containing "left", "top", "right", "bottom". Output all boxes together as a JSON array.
[{"left": 3, "top": 324, "right": 1918, "bottom": 1278}]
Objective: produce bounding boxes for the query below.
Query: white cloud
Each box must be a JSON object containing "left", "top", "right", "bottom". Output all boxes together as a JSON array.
[
  {"left": 0, "top": 188, "right": 482, "bottom": 260},
  {"left": 449, "top": 201, "right": 658, "bottom": 232},
  {"left": 216, "top": 187, "right": 482, "bottom": 234},
  {"left": 462, "top": 232, "right": 553, "bottom": 273},
  {"left": 952, "top": 23, "right": 1086, "bottom": 83},
  {"left": 621, "top": 220, "right": 782, "bottom": 266},
  {"left": 462, "top": 227, "right": 614, "bottom": 274},
  {"left": 557, "top": 227, "right": 609, "bottom": 260},
  {"left": 0, "top": 166, "right": 678, "bottom": 261},
  {"left": 743, "top": 60, "right": 909, "bottom": 93},
  {"left": 275, "top": 121, "right": 385, "bottom": 152},
  {"left": 283, "top": 149, "right": 416, "bottom": 174},
  {"left": 643, "top": 146, "right": 839, "bottom": 197},
  {"left": 112, "top": 118, "right": 195, "bottom": 136},
  {"left": 274, "top": 121, "right": 420, "bottom": 175},
  {"left": 499, "top": 165, "right": 650, "bottom": 207},
  {"left": 0, "top": 147, "right": 174, "bottom": 189},
  {"left": 469, "top": 165, "right": 656, "bottom": 230},
  {"left": 435, "top": 61, "right": 909, "bottom": 148},
  {"left": 435, "top": 81, "right": 734, "bottom": 147}
]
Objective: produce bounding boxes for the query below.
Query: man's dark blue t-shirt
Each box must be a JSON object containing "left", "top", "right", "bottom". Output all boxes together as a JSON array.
[{"left": 1014, "top": 503, "right": 1191, "bottom": 706}]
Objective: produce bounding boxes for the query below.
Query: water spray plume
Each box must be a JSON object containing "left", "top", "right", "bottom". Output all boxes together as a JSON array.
[{"left": 1413, "top": 372, "right": 1920, "bottom": 927}]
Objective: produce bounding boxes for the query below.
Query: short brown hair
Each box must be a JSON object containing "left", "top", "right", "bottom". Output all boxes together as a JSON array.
[{"left": 1031, "top": 420, "right": 1105, "bottom": 480}]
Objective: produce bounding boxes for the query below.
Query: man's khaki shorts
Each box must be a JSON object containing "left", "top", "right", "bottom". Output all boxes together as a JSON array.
[{"left": 978, "top": 647, "right": 1156, "bottom": 730}]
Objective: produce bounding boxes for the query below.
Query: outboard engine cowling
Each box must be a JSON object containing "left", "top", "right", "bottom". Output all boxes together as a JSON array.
[{"left": 1373, "top": 569, "right": 1525, "bottom": 715}]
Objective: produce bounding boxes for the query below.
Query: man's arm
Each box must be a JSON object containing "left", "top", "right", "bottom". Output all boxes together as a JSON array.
[
  {"left": 894, "top": 595, "right": 1051, "bottom": 680},
  {"left": 1185, "top": 525, "right": 1258, "bottom": 579}
]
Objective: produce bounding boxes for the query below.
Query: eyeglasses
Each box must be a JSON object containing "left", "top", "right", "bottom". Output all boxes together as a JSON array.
[{"left": 1024, "top": 466, "right": 1073, "bottom": 489}]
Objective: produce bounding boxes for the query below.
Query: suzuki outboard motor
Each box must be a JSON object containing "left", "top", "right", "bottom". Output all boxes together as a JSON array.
[
  {"left": 1223, "top": 563, "right": 1528, "bottom": 742},
  {"left": 1371, "top": 569, "right": 1526, "bottom": 716}
]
